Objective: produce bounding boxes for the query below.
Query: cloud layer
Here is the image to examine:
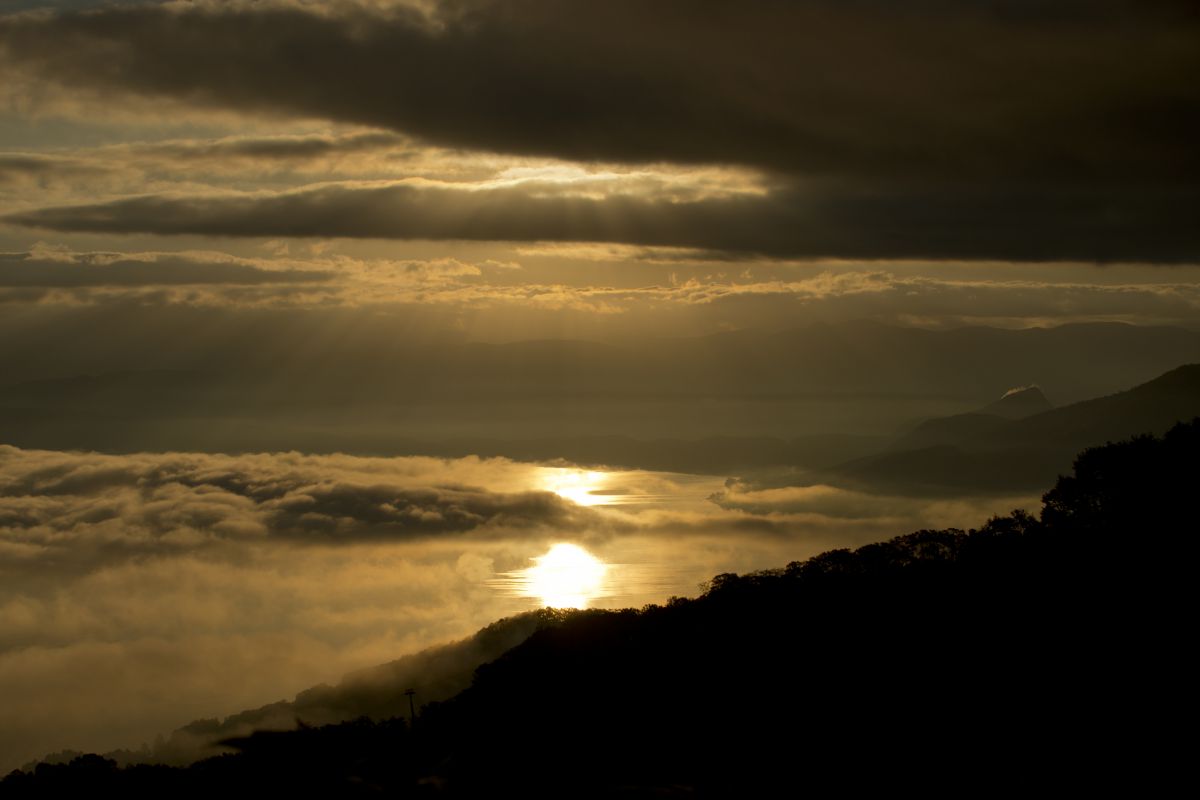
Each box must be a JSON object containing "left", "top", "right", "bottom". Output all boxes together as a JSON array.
[
  {"left": 0, "top": 248, "right": 331, "bottom": 287},
  {"left": 3, "top": 0, "right": 1195, "bottom": 179},
  {"left": 11, "top": 178, "right": 1200, "bottom": 262},
  {"left": 0, "top": 442, "right": 1039, "bottom": 771},
  {"left": 0, "top": 447, "right": 610, "bottom": 565},
  {"left": 2, "top": 1, "right": 1197, "bottom": 261},
  {"left": 3, "top": 246, "right": 1199, "bottom": 339}
]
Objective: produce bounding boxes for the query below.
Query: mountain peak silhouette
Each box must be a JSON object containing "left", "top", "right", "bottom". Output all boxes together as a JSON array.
[{"left": 982, "top": 385, "right": 1052, "bottom": 419}]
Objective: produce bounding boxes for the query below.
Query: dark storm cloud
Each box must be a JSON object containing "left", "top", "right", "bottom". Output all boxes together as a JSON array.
[
  {"left": 1, "top": 1, "right": 1196, "bottom": 181},
  {"left": 0, "top": 250, "right": 333, "bottom": 287},
  {"left": 2, "top": 1, "right": 1197, "bottom": 261},
  {"left": 0, "top": 153, "right": 110, "bottom": 183},
  {"left": 0, "top": 132, "right": 414, "bottom": 194},
  {"left": 136, "top": 130, "right": 408, "bottom": 163},
  {"left": 8, "top": 179, "right": 1199, "bottom": 262},
  {"left": 0, "top": 154, "right": 70, "bottom": 178},
  {"left": 0, "top": 0, "right": 137, "bottom": 11}
]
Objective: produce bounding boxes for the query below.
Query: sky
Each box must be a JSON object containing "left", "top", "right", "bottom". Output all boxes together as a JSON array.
[{"left": 1, "top": 0, "right": 1198, "bottom": 773}]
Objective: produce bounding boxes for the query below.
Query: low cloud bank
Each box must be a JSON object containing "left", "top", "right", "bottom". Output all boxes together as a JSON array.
[{"left": 0, "top": 444, "right": 1037, "bottom": 772}]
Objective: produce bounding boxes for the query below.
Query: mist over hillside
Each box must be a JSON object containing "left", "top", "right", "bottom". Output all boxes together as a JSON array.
[
  {"left": 74, "top": 609, "right": 575, "bottom": 768},
  {"left": 8, "top": 421, "right": 1193, "bottom": 795},
  {"left": 6, "top": 361, "right": 1198, "bottom": 777}
]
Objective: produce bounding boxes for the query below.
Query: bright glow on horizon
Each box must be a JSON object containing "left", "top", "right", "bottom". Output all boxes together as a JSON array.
[
  {"left": 523, "top": 543, "right": 608, "bottom": 608},
  {"left": 541, "top": 468, "right": 614, "bottom": 506}
]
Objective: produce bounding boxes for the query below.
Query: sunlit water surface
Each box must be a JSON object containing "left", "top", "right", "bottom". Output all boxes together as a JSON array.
[{"left": 488, "top": 466, "right": 732, "bottom": 608}]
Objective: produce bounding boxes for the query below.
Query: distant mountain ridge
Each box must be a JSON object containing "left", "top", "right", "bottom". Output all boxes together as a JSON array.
[
  {"left": 888, "top": 385, "right": 1053, "bottom": 451},
  {"left": 982, "top": 385, "right": 1052, "bottom": 418},
  {"left": 2, "top": 320, "right": 1197, "bottom": 464},
  {"left": 828, "top": 363, "right": 1200, "bottom": 494}
]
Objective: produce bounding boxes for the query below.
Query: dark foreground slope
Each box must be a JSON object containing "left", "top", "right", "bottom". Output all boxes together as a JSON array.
[{"left": 6, "top": 422, "right": 1195, "bottom": 797}]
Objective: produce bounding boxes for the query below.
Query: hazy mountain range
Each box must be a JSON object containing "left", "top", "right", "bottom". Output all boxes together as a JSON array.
[
  {"left": 3, "top": 321, "right": 1197, "bottom": 470},
  {"left": 819, "top": 363, "right": 1200, "bottom": 495}
]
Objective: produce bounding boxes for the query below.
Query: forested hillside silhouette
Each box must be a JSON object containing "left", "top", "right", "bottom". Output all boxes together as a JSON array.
[{"left": 6, "top": 421, "right": 1193, "bottom": 797}]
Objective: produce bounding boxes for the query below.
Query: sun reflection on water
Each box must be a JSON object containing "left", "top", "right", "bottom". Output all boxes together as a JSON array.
[
  {"left": 499, "top": 543, "right": 610, "bottom": 609},
  {"left": 485, "top": 467, "right": 735, "bottom": 608}
]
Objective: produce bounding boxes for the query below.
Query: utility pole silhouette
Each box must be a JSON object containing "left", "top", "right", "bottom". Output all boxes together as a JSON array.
[{"left": 404, "top": 688, "right": 417, "bottom": 727}]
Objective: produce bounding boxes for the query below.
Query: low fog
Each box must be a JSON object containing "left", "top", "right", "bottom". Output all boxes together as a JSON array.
[{"left": 0, "top": 444, "right": 1038, "bottom": 771}]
